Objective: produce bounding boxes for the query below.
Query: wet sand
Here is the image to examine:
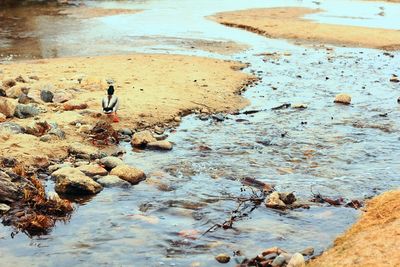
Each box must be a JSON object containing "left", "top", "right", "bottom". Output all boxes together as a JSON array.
[
  {"left": 308, "top": 190, "right": 400, "bottom": 267},
  {"left": 210, "top": 7, "right": 400, "bottom": 50},
  {"left": 0, "top": 54, "right": 255, "bottom": 165}
]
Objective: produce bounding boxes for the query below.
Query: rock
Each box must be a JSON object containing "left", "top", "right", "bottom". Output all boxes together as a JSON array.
[
  {"left": 48, "top": 127, "right": 65, "bottom": 139},
  {"left": 0, "top": 97, "right": 17, "bottom": 117},
  {"left": 201, "top": 108, "right": 209, "bottom": 113},
  {"left": 52, "top": 167, "right": 103, "bottom": 195},
  {"left": 99, "top": 156, "right": 123, "bottom": 170},
  {"left": 40, "top": 90, "right": 54, "bottom": 103},
  {"left": 53, "top": 90, "right": 73, "bottom": 103},
  {"left": 2, "top": 79, "right": 16, "bottom": 88},
  {"left": 147, "top": 140, "right": 173, "bottom": 151},
  {"left": 334, "top": 93, "right": 351, "bottom": 105},
  {"left": 0, "top": 171, "right": 22, "bottom": 203},
  {"left": 119, "top": 128, "right": 133, "bottom": 136},
  {"left": 6, "top": 85, "right": 29, "bottom": 99},
  {"left": 287, "top": 253, "right": 305, "bottom": 267},
  {"left": 110, "top": 165, "right": 146, "bottom": 185},
  {"left": 15, "top": 75, "right": 26, "bottom": 83},
  {"left": 29, "top": 75, "right": 39, "bottom": 81},
  {"left": 0, "top": 203, "right": 11, "bottom": 213},
  {"left": 33, "top": 155, "right": 50, "bottom": 168},
  {"left": 154, "top": 134, "right": 168, "bottom": 141},
  {"left": 265, "top": 192, "right": 287, "bottom": 210},
  {"left": 131, "top": 130, "right": 157, "bottom": 148},
  {"left": 174, "top": 116, "right": 181, "bottom": 122},
  {"left": 48, "top": 163, "right": 73, "bottom": 173},
  {"left": 78, "top": 125, "right": 91, "bottom": 134},
  {"left": 77, "top": 164, "right": 108, "bottom": 177},
  {"left": 271, "top": 254, "right": 286, "bottom": 267},
  {"left": 397, "top": 97, "right": 400, "bottom": 103},
  {"left": 154, "top": 126, "right": 164, "bottom": 135},
  {"left": 97, "top": 175, "right": 131, "bottom": 188},
  {"left": 18, "top": 93, "right": 33, "bottom": 104},
  {"left": 300, "top": 247, "right": 314, "bottom": 256},
  {"left": 1, "top": 157, "right": 17, "bottom": 167},
  {"left": 212, "top": 114, "right": 225, "bottom": 122},
  {"left": 279, "top": 192, "right": 297, "bottom": 205},
  {"left": 390, "top": 76, "right": 399, "bottom": 83},
  {"left": 0, "top": 88, "right": 6, "bottom": 97},
  {"left": 39, "top": 134, "right": 52, "bottom": 142},
  {"left": 25, "top": 121, "right": 51, "bottom": 136},
  {"left": 215, "top": 254, "right": 230, "bottom": 264},
  {"left": 292, "top": 103, "right": 308, "bottom": 109},
  {"left": 14, "top": 104, "right": 40, "bottom": 118},
  {"left": 0, "top": 122, "right": 24, "bottom": 134},
  {"left": 0, "top": 113, "right": 5, "bottom": 123},
  {"left": 68, "top": 142, "right": 101, "bottom": 160}
]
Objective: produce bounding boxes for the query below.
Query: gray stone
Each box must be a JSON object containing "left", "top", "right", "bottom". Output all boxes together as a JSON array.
[
  {"left": 97, "top": 175, "right": 131, "bottom": 188},
  {"left": 300, "top": 247, "right": 314, "bottom": 256},
  {"left": 40, "top": 90, "right": 54, "bottom": 103},
  {"left": 272, "top": 254, "right": 286, "bottom": 267},
  {"left": 14, "top": 104, "right": 40, "bottom": 118},
  {"left": 39, "top": 134, "right": 52, "bottom": 142},
  {"left": 48, "top": 126, "right": 65, "bottom": 139},
  {"left": 52, "top": 167, "right": 103, "bottom": 195},
  {"left": 212, "top": 114, "right": 225, "bottom": 122},
  {"left": 0, "top": 122, "right": 24, "bottom": 134},
  {"left": 100, "top": 156, "right": 123, "bottom": 170}
]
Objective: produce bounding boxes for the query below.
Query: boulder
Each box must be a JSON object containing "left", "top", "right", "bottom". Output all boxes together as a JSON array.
[
  {"left": 110, "top": 165, "right": 146, "bottom": 185},
  {"left": 131, "top": 130, "right": 157, "bottom": 148},
  {"left": 40, "top": 90, "right": 54, "bottom": 103},
  {"left": 99, "top": 156, "right": 123, "bottom": 170},
  {"left": 97, "top": 175, "right": 131, "bottom": 188},
  {"left": 0, "top": 171, "right": 22, "bottom": 203},
  {"left": 77, "top": 164, "right": 108, "bottom": 177},
  {"left": 287, "top": 253, "right": 305, "bottom": 267},
  {"left": 52, "top": 167, "right": 103, "bottom": 195},
  {"left": 0, "top": 97, "right": 17, "bottom": 118},
  {"left": 147, "top": 140, "right": 173, "bottom": 151},
  {"left": 118, "top": 128, "right": 133, "bottom": 136},
  {"left": 0, "top": 122, "right": 24, "bottom": 134},
  {"left": 271, "top": 254, "right": 286, "bottom": 267},
  {"left": 334, "top": 93, "right": 351, "bottom": 105},
  {"left": 14, "top": 104, "right": 40, "bottom": 118}
]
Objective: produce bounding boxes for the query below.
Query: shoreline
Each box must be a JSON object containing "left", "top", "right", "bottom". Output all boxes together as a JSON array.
[{"left": 209, "top": 7, "right": 400, "bottom": 50}]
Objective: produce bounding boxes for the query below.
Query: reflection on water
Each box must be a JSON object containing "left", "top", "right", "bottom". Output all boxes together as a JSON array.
[{"left": 0, "top": 0, "right": 400, "bottom": 266}]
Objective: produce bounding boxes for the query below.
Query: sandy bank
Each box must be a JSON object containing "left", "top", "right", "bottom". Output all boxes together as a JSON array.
[
  {"left": 59, "top": 7, "right": 142, "bottom": 19},
  {"left": 308, "top": 190, "right": 400, "bottom": 267},
  {"left": 210, "top": 7, "right": 400, "bottom": 50},
  {"left": 0, "top": 54, "right": 255, "bottom": 166}
]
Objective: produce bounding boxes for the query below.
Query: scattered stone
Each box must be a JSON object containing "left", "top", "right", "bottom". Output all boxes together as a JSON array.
[
  {"left": 97, "top": 175, "right": 131, "bottom": 188},
  {"left": 201, "top": 108, "right": 209, "bottom": 113},
  {"left": 40, "top": 90, "right": 54, "bottom": 103},
  {"left": 99, "top": 156, "right": 124, "bottom": 170},
  {"left": 300, "top": 247, "right": 314, "bottom": 256},
  {"left": 25, "top": 121, "right": 51, "bottom": 137},
  {"left": 14, "top": 103, "right": 40, "bottom": 118},
  {"left": 18, "top": 93, "right": 34, "bottom": 104},
  {"left": 52, "top": 167, "right": 103, "bottom": 195},
  {"left": 53, "top": 91, "right": 73, "bottom": 103},
  {"left": 48, "top": 126, "right": 66, "bottom": 139},
  {"left": 174, "top": 116, "right": 181, "bottom": 122},
  {"left": 39, "top": 134, "right": 52, "bottom": 142},
  {"left": 215, "top": 254, "right": 230, "bottom": 264},
  {"left": 110, "top": 165, "right": 146, "bottom": 185},
  {"left": 287, "top": 253, "right": 305, "bottom": 267},
  {"left": 292, "top": 103, "right": 308, "bottom": 109},
  {"left": 279, "top": 192, "right": 297, "bottom": 205},
  {"left": 0, "top": 97, "right": 17, "bottom": 118},
  {"left": 6, "top": 85, "right": 29, "bottom": 99},
  {"left": 271, "top": 254, "right": 286, "bottom": 267},
  {"left": 2, "top": 79, "right": 16, "bottom": 88},
  {"left": 77, "top": 164, "right": 108, "bottom": 177},
  {"left": 131, "top": 130, "right": 157, "bottom": 148},
  {"left": 334, "top": 93, "right": 351, "bottom": 105},
  {"left": 78, "top": 125, "right": 91, "bottom": 134},
  {"left": 0, "top": 203, "right": 11, "bottom": 213},
  {"left": 0, "top": 122, "right": 24, "bottom": 134},
  {"left": 29, "top": 75, "right": 39, "bottom": 81},
  {"left": 265, "top": 192, "right": 287, "bottom": 210},
  {"left": 147, "top": 140, "right": 173, "bottom": 151}
]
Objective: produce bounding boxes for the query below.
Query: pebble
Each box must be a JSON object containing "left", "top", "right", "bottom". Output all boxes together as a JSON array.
[
  {"left": 215, "top": 254, "right": 230, "bottom": 264},
  {"left": 300, "top": 247, "right": 314, "bottom": 256},
  {"left": 0, "top": 203, "right": 11, "bottom": 213}
]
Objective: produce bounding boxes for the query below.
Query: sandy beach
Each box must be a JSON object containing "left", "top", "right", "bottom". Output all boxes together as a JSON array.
[{"left": 210, "top": 7, "right": 400, "bottom": 50}]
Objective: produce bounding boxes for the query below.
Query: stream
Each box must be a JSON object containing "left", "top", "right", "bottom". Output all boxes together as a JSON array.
[{"left": 0, "top": 0, "right": 399, "bottom": 266}]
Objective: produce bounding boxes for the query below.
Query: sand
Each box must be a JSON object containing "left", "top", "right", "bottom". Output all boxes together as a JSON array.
[
  {"left": 59, "top": 7, "right": 142, "bottom": 19},
  {"left": 0, "top": 54, "right": 255, "bottom": 165},
  {"left": 210, "top": 7, "right": 400, "bottom": 50},
  {"left": 308, "top": 190, "right": 400, "bottom": 267}
]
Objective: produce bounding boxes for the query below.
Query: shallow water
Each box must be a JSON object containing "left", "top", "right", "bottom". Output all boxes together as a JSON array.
[{"left": 0, "top": 0, "right": 400, "bottom": 266}]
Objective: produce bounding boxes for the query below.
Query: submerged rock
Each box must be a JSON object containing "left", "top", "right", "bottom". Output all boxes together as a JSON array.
[
  {"left": 131, "top": 130, "right": 157, "bottom": 148},
  {"left": 147, "top": 140, "right": 173, "bottom": 151},
  {"left": 300, "top": 247, "right": 314, "bottom": 256},
  {"left": 334, "top": 93, "right": 351, "bottom": 105},
  {"left": 110, "top": 165, "right": 146, "bottom": 185},
  {"left": 215, "top": 254, "right": 230, "bottom": 264},
  {"left": 265, "top": 192, "right": 287, "bottom": 210},
  {"left": 97, "top": 175, "right": 131, "bottom": 188},
  {"left": 100, "top": 156, "right": 123, "bottom": 170},
  {"left": 52, "top": 167, "right": 103, "bottom": 195}
]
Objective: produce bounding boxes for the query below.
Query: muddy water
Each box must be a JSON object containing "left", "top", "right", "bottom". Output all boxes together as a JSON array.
[{"left": 1, "top": 0, "right": 400, "bottom": 266}]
